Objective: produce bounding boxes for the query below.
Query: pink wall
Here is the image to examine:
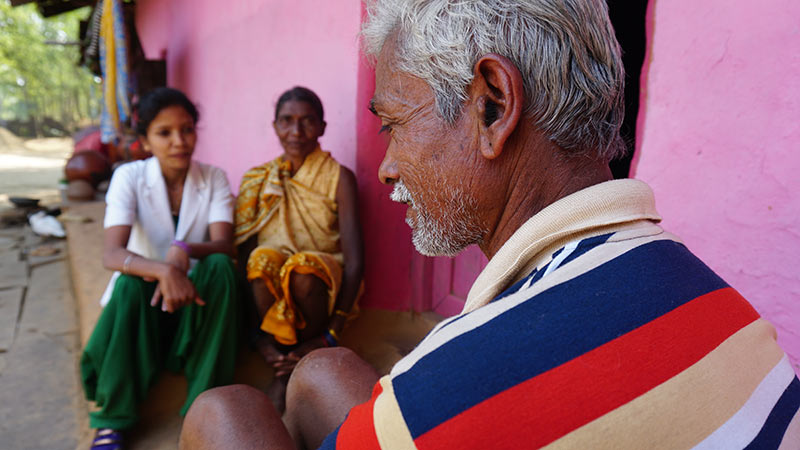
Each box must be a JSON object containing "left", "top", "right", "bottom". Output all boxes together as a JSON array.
[
  {"left": 633, "top": 0, "right": 800, "bottom": 369},
  {"left": 135, "top": 0, "right": 417, "bottom": 311},
  {"left": 355, "top": 40, "right": 415, "bottom": 310},
  {"left": 135, "top": 0, "right": 361, "bottom": 187}
]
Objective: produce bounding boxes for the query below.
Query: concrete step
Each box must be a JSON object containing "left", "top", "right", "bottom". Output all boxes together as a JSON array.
[{"left": 62, "top": 201, "right": 441, "bottom": 448}]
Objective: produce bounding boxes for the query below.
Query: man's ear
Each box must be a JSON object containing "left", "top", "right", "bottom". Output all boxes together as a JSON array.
[{"left": 471, "top": 53, "right": 524, "bottom": 160}]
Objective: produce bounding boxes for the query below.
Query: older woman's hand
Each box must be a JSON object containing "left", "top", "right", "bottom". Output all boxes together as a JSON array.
[{"left": 150, "top": 264, "right": 205, "bottom": 313}]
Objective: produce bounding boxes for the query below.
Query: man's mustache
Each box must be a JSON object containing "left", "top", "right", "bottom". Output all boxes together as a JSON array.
[{"left": 390, "top": 181, "right": 414, "bottom": 205}]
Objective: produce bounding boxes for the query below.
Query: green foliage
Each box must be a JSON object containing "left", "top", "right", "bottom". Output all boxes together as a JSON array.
[{"left": 0, "top": 0, "right": 101, "bottom": 136}]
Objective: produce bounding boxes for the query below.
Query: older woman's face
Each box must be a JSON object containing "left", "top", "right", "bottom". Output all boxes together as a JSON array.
[
  {"left": 141, "top": 105, "right": 197, "bottom": 173},
  {"left": 273, "top": 100, "right": 325, "bottom": 160}
]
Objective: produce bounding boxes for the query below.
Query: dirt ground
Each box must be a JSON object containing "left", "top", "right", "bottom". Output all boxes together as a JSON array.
[{"left": 0, "top": 127, "right": 72, "bottom": 212}]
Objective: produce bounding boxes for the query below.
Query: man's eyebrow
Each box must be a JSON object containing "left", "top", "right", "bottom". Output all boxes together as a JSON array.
[{"left": 368, "top": 99, "right": 378, "bottom": 116}]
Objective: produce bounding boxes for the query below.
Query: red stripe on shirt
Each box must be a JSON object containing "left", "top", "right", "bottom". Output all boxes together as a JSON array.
[
  {"left": 414, "top": 287, "right": 758, "bottom": 449},
  {"left": 336, "top": 382, "right": 383, "bottom": 450}
]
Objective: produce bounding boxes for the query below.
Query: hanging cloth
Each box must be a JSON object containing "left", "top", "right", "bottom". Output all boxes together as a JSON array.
[{"left": 99, "top": 0, "right": 131, "bottom": 144}]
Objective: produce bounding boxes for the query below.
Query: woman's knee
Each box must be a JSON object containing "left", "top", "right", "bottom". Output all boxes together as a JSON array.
[
  {"left": 201, "top": 253, "right": 235, "bottom": 275},
  {"left": 288, "top": 272, "right": 327, "bottom": 302},
  {"left": 109, "top": 274, "right": 152, "bottom": 311}
]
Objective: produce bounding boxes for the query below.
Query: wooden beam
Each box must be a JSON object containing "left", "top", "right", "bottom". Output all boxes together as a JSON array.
[{"left": 40, "top": 0, "right": 95, "bottom": 17}]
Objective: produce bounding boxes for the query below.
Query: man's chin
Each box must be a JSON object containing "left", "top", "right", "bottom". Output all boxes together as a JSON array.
[{"left": 410, "top": 228, "right": 468, "bottom": 258}]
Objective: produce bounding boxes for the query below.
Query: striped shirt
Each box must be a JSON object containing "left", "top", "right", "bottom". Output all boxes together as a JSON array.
[{"left": 321, "top": 180, "right": 799, "bottom": 449}]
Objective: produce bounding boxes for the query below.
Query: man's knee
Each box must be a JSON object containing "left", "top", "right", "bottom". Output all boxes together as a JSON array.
[
  {"left": 181, "top": 384, "right": 292, "bottom": 450},
  {"left": 185, "top": 385, "right": 250, "bottom": 423},
  {"left": 284, "top": 348, "right": 377, "bottom": 449},
  {"left": 286, "top": 347, "right": 363, "bottom": 403},
  {"left": 181, "top": 385, "right": 261, "bottom": 447}
]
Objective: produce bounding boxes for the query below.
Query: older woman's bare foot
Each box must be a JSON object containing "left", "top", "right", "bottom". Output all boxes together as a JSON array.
[{"left": 266, "top": 373, "right": 290, "bottom": 413}]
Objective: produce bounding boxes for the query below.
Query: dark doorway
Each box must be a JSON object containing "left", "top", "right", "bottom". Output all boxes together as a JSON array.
[{"left": 607, "top": 0, "right": 649, "bottom": 178}]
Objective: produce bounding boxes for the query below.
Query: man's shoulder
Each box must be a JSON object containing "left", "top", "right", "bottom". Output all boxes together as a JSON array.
[{"left": 375, "top": 231, "right": 790, "bottom": 449}]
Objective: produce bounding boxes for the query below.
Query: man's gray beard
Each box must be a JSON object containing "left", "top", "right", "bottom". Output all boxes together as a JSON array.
[{"left": 390, "top": 180, "right": 485, "bottom": 257}]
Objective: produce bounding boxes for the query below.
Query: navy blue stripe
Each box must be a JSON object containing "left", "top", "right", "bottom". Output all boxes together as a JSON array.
[
  {"left": 492, "top": 233, "right": 614, "bottom": 302},
  {"left": 318, "top": 423, "right": 341, "bottom": 450},
  {"left": 556, "top": 232, "right": 614, "bottom": 268},
  {"left": 392, "top": 239, "right": 730, "bottom": 438},
  {"left": 745, "top": 376, "right": 800, "bottom": 449},
  {"left": 492, "top": 268, "right": 539, "bottom": 302}
]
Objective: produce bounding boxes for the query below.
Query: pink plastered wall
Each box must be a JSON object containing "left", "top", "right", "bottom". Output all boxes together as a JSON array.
[
  {"left": 633, "top": 0, "right": 800, "bottom": 368},
  {"left": 135, "top": 0, "right": 416, "bottom": 311},
  {"left": 135, "top": 0, "right": 361, "bottom": 188}
]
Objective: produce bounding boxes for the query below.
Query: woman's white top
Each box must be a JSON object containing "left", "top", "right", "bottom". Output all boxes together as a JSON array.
[{"left": 99, "top": 156, "right": 234, "bottom": 306}]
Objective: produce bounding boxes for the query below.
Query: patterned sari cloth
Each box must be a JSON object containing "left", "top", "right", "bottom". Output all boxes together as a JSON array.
[{"left": 235, "top": 148, "right": 354, "bottom": 345}]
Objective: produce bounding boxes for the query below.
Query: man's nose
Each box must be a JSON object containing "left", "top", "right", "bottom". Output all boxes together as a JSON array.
[
  {"left": 378, "top": 152, "right": 398, "bottom": 185},
  {"left": 289, "top": 120, "right": 302, "bottom": 136}
]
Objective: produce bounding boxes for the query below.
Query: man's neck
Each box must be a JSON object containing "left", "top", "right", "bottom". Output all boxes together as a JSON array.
[{"left": 479, "top": 135, "right": 613, "bottom": 259}]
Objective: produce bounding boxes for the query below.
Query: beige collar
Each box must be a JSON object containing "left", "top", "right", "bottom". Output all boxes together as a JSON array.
[{"left": 463, "top": 179, "right": 662, "bottom": 313}]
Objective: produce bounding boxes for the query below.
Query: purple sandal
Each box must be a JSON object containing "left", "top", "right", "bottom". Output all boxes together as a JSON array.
[{"left": 91, "top": 428, "right": 122, "bottom": 450}]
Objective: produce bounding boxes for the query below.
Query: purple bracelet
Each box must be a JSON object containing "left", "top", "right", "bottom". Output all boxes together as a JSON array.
[{"left": 171, "top": 239, "right": 191, "bottom": 255}]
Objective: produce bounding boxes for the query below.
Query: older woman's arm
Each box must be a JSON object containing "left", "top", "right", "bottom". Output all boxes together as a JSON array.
[{"left": 330, "top": 166, "right": 364, "bottom": 335}]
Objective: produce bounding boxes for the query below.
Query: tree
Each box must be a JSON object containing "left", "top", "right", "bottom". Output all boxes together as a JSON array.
[{"left": 0, "top": 0, "right": 100, "bottom": 136}]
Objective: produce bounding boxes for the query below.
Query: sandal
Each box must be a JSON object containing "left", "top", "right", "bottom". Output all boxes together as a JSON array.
[{"left": 91, "top": 428, "right": 122, "bottom": 450}]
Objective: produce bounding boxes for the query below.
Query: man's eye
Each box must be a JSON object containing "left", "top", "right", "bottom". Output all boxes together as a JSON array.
[
  {"left": 158, "top": 130, "right": 170, "bottom": 137},
  {"left": 183, "top": 126, "right": 195, "bottom": 134},
  {"left": 379, "top": 125, "right": 392, "bottom": 134}
]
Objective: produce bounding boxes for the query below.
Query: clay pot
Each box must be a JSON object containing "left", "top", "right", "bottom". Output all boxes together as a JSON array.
[
  {"left": 64, "top": 151, "right": 111, "bottom": 188},
  {"left": 66, "top": 179, "right": 95, "bottom": 201}
]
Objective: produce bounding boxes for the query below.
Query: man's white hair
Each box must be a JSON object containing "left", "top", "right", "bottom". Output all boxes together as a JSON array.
[{"left": 362, "top": 0, "right": 626, "bottom": 160}]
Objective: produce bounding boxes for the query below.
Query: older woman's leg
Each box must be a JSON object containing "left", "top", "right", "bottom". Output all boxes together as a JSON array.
[
  {"left": 180, "top": 347, "right": 378, "bottom": 450},
  {"left": 290, "top": 272, "right": 330, "bottom": 342}
]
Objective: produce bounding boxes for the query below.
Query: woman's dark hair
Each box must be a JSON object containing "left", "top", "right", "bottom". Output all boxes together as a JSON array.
[
  {"left": 274, "top": 86, "right": 324, "bottom": 122},
  {"left": 136, "top": 87, "right": 199, "bottom": 136}
]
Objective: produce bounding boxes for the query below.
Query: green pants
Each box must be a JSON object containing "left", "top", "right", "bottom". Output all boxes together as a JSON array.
[{"left": 80, "top": 253, "right": 240, "bottom": 430}]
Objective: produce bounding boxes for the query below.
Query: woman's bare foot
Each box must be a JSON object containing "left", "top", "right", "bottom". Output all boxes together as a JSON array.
[
  {"left": 266, "top": 374, "right": 290, "bottom": 413},
  {"left": 255, "top": 335, "right": 285, "bottom": 366}
]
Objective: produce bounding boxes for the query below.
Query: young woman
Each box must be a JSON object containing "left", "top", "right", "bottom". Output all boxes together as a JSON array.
[
  {"left": 80, "top": 87, "right": 239, "bottom": 449},
  {"left": 234, "top": 86, "right": 364, "bottom": 411}
]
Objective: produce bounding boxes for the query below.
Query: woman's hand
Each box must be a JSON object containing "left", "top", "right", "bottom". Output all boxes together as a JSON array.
[
  {"left": 165, "top": 243, "right": 191, "bottom": 272},
  {"left": 150, "top": 264, "right": 205, "bottom": 313}
]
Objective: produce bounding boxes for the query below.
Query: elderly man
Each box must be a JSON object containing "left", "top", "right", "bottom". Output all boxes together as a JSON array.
[{"left": 181, "top": 0, "right": 800, "bottom": 449}]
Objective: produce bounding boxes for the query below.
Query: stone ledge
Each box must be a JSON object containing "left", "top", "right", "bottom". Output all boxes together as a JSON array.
[{"left": 62, "top": 200, "right": 441, "bottom": 448}]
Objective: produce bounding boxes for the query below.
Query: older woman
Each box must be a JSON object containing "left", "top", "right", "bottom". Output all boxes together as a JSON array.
[
  {"left": 80, "top": 87, "right": 239, "bottom": 449},
  {"left": 234, "top": 86, "right": 363, "bottom": 409}
]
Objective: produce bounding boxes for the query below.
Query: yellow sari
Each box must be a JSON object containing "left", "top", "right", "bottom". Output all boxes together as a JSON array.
[{"left": 235, "top": 148, "right": 355, "bottom": 345}]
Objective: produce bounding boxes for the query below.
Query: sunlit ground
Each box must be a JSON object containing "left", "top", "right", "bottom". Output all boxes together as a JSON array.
[{"left": 0, "top": 130, "right": 72, "bottom": 212}]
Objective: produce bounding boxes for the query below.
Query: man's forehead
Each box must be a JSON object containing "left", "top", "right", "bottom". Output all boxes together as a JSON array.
[{"left": 372, "top": 52, "right": 433, "bottom": 116}]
